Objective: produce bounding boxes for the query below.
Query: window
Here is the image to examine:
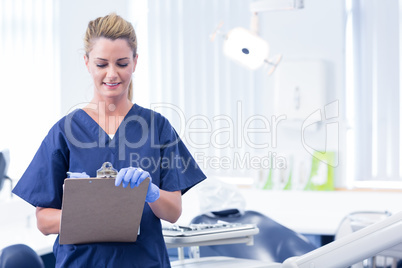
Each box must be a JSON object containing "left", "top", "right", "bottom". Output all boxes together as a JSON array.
[
  {"left": 346, "top": 0, "right": 402, "bottom": 188},
  {"left": 0, "top": 0, "right": 60, "bottom": 180}
]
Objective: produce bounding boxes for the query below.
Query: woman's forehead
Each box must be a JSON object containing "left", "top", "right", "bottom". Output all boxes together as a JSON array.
[{"left": 89, "top": 37, "right": 134, "bottom": 58}]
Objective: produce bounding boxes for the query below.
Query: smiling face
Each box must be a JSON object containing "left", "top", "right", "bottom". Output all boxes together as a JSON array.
[{"left": 84, "top": 37, "right": 137, "bottom": 101}]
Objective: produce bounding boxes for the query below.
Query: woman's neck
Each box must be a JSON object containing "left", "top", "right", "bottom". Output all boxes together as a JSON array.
[
  {"left": 83, "top": 97, "right": 134, "bottom": 134},
  {"left": 92, "top": 96, "right": 133, "bottom": 116}
]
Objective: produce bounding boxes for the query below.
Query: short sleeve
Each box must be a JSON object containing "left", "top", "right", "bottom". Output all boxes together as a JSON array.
[
  {"left": 156, "top": 115, "right": 206, "bottom": 194},
  {"left": 12, "top": 124, "right": 69, "bottom": 208}
]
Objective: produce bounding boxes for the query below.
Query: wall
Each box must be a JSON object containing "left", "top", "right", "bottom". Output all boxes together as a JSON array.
[{"left": 259, "top": 0, "right": 346, "bottom": 187}]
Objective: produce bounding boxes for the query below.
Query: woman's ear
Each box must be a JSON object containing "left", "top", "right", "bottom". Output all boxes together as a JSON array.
[
  {"left": 132, "top": 54, "right": 138, "bottom": 73},
  {"left": 84, "top": 55, "right": 90, "bottom": 71}
]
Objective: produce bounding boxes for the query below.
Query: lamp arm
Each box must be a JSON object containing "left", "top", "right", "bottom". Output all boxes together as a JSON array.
[{"left": 250, "top": 12, "right": 259, "bottom": 34}]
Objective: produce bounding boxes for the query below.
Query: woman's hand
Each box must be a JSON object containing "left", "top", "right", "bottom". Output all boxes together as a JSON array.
[
  {"left": 115, "top": 167, "right": 182, "bottom": 223},
  {"left": 115, "top": 167, "right": 160, "bottom": 203}
]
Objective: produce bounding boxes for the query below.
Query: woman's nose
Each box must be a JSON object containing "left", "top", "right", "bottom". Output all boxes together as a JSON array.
[{"left": 106, "top": 66, "right": 118, "bottom": 80}]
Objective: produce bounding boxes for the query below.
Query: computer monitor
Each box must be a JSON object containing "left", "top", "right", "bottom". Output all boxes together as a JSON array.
[{"left": 0, "top": 149, "right": 10, "bottom": 192}]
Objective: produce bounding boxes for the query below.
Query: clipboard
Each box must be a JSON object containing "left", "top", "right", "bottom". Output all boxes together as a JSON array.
[{"left": 59, "top": 177, "right": 150, "bottom": 245}]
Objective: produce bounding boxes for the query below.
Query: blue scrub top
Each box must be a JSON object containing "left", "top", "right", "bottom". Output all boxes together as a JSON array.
[{"left": 12, "top": 104, "right": 206, "bottom": 268}]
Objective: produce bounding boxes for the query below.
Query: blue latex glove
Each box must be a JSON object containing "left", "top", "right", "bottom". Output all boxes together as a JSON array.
[
  {"left": 67, "top": 172, "right": 90, "bottom": 178},
  {"left": 115, "top": 167, "right": 160, "bottom": 203}
]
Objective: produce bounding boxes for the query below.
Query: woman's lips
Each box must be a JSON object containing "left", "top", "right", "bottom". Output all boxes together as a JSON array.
[{"left": 103, "top": 82, "right": 121, "bottom": 89}]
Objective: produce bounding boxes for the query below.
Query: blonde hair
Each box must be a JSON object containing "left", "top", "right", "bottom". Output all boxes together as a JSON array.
[{"left": 84, "top": 13, "right": 137, "bottom": 101}]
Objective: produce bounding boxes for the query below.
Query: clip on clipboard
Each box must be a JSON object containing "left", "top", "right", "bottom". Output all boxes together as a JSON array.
[{"left": 59, "top": 164, "right": 150, "bottom": 245}]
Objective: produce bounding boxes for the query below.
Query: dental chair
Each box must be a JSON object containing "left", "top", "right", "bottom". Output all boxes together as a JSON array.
[
  {"left": 0, "top": 244, "right": 44, "bottom": 268},
  {"left": 335, "top": 211, "right": 400, "bottom": 268},
  {"left": 190, "top": 209, "right": 317, "bottom": 262},
  {"left": 262, "top": 210, "right": 402, "bottom": 268}
]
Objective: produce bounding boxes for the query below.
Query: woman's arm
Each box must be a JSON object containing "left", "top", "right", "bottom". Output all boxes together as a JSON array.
[
  {"left": 36, "top": 207, "right": 61, "bottom": 235},
  {"left": 149, "top": 190, "right": 182, "bottom": 223}
]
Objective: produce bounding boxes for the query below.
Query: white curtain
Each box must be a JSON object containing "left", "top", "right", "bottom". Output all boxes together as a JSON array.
[
  {"left": 145, "top": 0, "right": 270, "bottom": 181},
  {"left": 0, "top": 0, "right": 60, "bottom": 180}
]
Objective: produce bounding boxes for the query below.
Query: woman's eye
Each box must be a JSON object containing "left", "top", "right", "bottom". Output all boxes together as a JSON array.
[
  {"left": 96, "top": 64, "right": 107, "bottom": 68},
  {"left": 118, "top": 63, "right": 128, "bottom": 67}
]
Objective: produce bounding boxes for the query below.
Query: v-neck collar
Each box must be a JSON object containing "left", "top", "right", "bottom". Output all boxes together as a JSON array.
[{"left": 77, "top": 104, "right": 137, "bottom": 148}]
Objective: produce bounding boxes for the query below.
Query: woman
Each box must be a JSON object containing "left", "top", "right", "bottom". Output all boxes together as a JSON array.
[{"left": 12, "top": 13, "right": 206, "bottom": 267}]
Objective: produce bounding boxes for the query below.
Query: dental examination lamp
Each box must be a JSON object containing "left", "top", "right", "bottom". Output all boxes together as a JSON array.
[
  {"left": 223, "top": 27, "right": 270, "bottom": 71},
  {"left": 211, "top": 0, "right": 303, "bottom": 74}
]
